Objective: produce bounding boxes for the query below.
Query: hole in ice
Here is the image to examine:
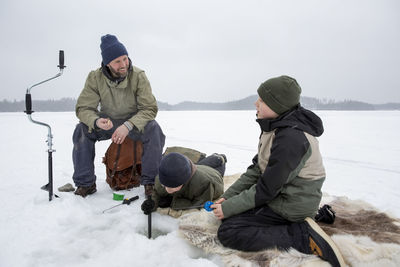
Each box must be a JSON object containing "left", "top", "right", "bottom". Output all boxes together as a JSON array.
[{"left": 137, "top": 228, "right": 169, "bottom": 239}]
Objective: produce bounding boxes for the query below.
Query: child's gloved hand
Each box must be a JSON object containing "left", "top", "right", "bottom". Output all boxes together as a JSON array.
[
  {"left": 141, "top": 198, "right": 155, "bottom": 215},
  {"left": 315, "top": 204, "right": 336, "bottom": 224},
  {"left": 158, "top": 195, "right": 173, "bottom": 208}
]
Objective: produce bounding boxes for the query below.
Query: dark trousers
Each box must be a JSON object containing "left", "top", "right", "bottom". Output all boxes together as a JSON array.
[
  {"left": 197, "top": 154, "right": 226, "bottom": 177},
  {"left": 72, "top": 119, "right": 165, "bottom": 187},
  {"left": 217, "top": 206, "right": 309, "bottom": 253}
]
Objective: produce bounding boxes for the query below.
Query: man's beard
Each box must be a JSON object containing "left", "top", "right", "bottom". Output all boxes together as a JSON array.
[{"left": 109, "top": 66, "right": 128, "bottom": 78}]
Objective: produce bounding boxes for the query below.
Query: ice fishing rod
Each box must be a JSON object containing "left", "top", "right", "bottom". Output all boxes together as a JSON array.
[
  {"left": 102, "top": 196, "right": 139, "bottom": 213},
  {"left": 24, "top": 50, "right": 66, "bottom": 201},
  {"left": 178, "top": 201, "right": 214, "bottom": 211}
]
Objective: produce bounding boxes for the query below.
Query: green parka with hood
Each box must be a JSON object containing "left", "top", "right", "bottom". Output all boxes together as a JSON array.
[{"left": 75, "top": 60, "right": 157, "bottom": 132}]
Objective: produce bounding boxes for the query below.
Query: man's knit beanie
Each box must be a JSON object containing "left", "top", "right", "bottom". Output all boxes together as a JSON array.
[
  {"left": 100, "top": 34, "right": 128, "bottom": 65},
  {"left": 257, "top": 75, "right": 302, "bottom": 115},
  {"left": 159, "top": 153, "right": 192, "bottom": 188}
]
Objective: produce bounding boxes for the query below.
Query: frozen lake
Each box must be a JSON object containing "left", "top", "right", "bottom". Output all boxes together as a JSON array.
[{"left": 0, "top": 110, "right": 399, "bottom": 267}]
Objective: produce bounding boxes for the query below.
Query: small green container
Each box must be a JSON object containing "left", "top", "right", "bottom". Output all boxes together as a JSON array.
[{"left": 113, "top": 192, "right": 124, "bottom": 201}]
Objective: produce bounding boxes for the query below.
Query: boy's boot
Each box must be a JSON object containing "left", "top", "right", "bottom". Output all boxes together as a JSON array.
[
  {"left": 304, "top": 217, "right": 346, "bottom": 267},
  {"left": 212, "top": 153, "right": 227, "bottom": 164}
]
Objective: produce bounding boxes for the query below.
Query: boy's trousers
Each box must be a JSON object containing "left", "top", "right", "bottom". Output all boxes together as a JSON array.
[{"left": 217, "top": 205, "right": 309, "bottom": 253}]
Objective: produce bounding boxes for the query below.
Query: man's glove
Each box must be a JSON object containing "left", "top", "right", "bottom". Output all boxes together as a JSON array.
[
  {"left": 144, "top": 184, "right": 154, "bottom": 197},
  {"left": 141, "top": 198, "right": 155, "bottom": 215}
]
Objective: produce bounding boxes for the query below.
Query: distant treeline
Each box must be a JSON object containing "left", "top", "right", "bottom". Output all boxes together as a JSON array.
[
  {"left": 158, "top": 95, "right": 400, "bottom": 111},
  {"left": 1, "top": 95, "right": 399, "bottom": 112},
  {"left": 0, "top": 98, "right": 76, "bottom": 112}
]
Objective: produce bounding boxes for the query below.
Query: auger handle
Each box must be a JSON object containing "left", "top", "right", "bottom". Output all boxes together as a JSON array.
[
  {"left": 25, "top": 93, "right": 33, "bottom": 114},
  {"left": 58, "top": 50, "right": 65, "bottom": 69}
]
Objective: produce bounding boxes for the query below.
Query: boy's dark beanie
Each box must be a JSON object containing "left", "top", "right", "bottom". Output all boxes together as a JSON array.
[
  {"left": 100, "top": 34, "right": 128, "bottom": 65},
  {"left": 159, "top": 152, "right": 192, "bottom": 188},
  {"left": 257, "top": 75, "right": 302, "bottom": 115}
]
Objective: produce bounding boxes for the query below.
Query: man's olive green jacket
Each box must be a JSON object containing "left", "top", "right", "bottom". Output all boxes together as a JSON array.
[{"left": 76, "top": 65, "right": 157, "bottom": 132}]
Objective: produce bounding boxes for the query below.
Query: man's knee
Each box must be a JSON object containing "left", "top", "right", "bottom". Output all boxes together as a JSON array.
[
  {"left": 143, "top": 120, "right": 165, "bottom": 143},
  {"left": 73, "top": 123, "right": 89, "bottom": 143},
  {"left": 144, "top": 120, "right": 162, "bottom": 134},
  {"left": 73, "top": 123, "right": 99, "bottom": 145}
]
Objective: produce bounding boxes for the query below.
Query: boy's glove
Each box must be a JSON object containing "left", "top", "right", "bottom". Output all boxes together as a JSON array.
[
  {"left": 315, "top": 204, "right": 336, "bottom": 224},
  {"left": 158, "top": 195, "right": 173, "bottom": 208},
  {"left": 141, "top": 198, "right": 155, "bottom": 215}
]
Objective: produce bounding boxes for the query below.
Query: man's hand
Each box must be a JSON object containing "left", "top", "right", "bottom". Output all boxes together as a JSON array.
[
  {"left": 141, "top": 198, "right": 155, "bottom": 215},
  {"left": 211, "top": 198, "right": 226, "bottom": 220},
  {"left": 111, "top": 125, "right": 129, "bottom": 144},
  {"left": 96, "top": 118, "right": 113, "bottom": 130}
]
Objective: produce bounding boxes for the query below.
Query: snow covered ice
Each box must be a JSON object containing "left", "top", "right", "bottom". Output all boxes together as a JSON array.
[{"left": 0, "top": 110, "right": 399, "bottom": 267}]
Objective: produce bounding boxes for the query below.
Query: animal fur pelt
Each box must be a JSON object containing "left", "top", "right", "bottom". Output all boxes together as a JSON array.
[{"left": 178, "top": 174, "right": 400, "bottom": 267}]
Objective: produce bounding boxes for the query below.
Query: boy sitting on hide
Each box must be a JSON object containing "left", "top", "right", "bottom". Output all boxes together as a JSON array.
[
  {"left": 141, "top": 152, "right": 226, "bottom": 217},
  {"left": 210, "top": 75, "right": 345, "bottom": 267}
]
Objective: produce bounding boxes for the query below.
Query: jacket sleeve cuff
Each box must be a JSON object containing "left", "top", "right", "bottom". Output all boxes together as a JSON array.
[
  {"left": 123, "top": 121, "right": 134, "bottom": 131},
  {"left": 94, "top": 118, "right": 100, "bottom": 130},
  {"left": 87, "top": 116, "right": 99, "bottom": 132}
]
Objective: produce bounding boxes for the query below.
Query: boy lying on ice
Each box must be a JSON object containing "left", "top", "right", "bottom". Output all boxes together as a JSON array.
[{"left": 142, "top": 152, "right": 226, "bottom": 217}]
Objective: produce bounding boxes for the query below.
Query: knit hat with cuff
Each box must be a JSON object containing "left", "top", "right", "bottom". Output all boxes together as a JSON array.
[
  {"left": 257, "top": 75, "right": 302, "bottom": 114},
  {"left": 159, "top": 152, "right": 193, "bottom": 188},
  {"left": 100, "top": 34, "right": 128, "bottom": 65}
]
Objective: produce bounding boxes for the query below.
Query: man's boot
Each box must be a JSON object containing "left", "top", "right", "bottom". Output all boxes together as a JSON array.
[
  {"left": 74, "top": 183, "right": 97, "bottom": 197},
  {"left": 144, "top": 184, "right": 154, "bottom": 197}
]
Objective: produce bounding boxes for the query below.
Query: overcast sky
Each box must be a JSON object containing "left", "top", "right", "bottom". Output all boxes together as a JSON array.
[{"left": 1, "top": 0, "right": 399, "bottom": 104}]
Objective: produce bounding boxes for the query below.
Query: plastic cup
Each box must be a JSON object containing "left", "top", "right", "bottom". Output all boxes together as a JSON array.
[{"left": 113, "top": 192, "right": 124, "bottom": 201}]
